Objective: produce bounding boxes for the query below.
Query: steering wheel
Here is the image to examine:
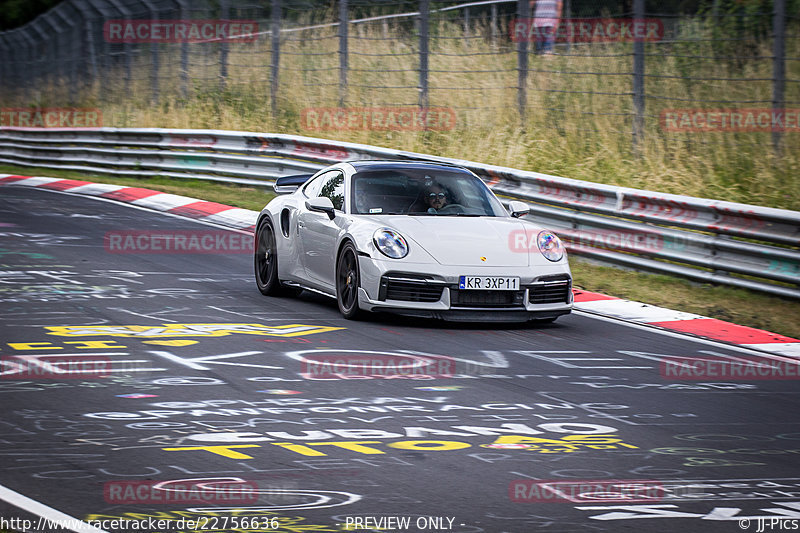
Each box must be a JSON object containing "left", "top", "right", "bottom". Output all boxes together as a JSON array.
[{"left": 437, "top": 203, "right": 466, "bottom": 214}]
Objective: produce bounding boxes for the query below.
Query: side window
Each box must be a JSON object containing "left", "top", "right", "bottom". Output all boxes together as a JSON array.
[
  {"left": 319, "top": 172, "right": 345, "bottom": 211},
  {"left": 302, "top": 172, "right": 328, "bottom": 198}
]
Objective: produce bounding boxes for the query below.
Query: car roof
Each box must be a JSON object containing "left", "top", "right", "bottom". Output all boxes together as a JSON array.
[{"left": 347, "top": 160, "right": 470, "bottom": 173}]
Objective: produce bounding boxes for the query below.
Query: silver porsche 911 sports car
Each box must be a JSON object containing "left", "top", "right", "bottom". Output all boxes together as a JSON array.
[{"left": 254, "top": 161, "right": 572, "bottom": 322}]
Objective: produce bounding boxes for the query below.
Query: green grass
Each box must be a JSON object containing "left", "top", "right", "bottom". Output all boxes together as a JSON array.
[{"left": 3, "top": 162, "right": 798, "bottom": 339}]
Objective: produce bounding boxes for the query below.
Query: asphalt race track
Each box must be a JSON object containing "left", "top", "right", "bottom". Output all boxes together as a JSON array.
[{"left": 1, "top": 185, "right": 799, "bottom": 533}]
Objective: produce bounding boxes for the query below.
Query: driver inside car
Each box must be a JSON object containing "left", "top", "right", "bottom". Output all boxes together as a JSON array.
[{"left": 425, "top": 183, "right": 450, "bottom": 213}]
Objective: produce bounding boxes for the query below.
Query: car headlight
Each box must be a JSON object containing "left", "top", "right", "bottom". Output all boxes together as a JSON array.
[
  {"left": 373, "top": 228, "right": 409, "bottom": 259},
  {"left": 537, "top": 230, "right": 564, "bottom": 262}
]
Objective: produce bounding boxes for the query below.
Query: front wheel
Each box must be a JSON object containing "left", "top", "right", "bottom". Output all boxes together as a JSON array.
[{"left": 336, "top": 242, "right": 362, "bottom": 319}]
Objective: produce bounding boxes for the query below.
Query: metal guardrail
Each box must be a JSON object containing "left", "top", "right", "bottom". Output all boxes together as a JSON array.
[{"left": 1, "top": 127, "right": 798, "bottom": 299}]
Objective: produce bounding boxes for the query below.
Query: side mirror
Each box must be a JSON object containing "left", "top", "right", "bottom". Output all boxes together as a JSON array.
[
  {"left": 508, "top": 200, "right": 530, "bottom": 218},
  {"left": 306, "top": 197, "right": 336, "bottom": 220}
]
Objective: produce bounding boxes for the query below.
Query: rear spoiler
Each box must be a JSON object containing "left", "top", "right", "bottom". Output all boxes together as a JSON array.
[{"left": 273, "top": 173, "right": 313, "bottom": 194}]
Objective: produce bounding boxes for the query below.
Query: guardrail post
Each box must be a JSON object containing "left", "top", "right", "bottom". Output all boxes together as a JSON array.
[
  {"left": 772, "top": 0, "right": 785, "bottom": 155},
  {"left": 632, "top": 0, "right": 645, "bottom": 157},
  {"left": 418, "top": 0, "right": 429, "bottom": 109},
  {"left": 271, "top": 0, "right": 281, "bottom": 119},
  {"left": 220, "top": 0, "right": 229, "bottom": 91},
  {"left": 516, "top": 0, "right": 529, "bottom": 124},
  {"left": 339, "top": 0, "right": 348, "bottom": 107}
]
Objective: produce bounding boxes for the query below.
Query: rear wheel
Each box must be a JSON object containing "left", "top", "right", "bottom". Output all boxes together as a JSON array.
[
  {"left": 336, "top": 242, "right": 362, "bottom": 319},
  {"left": 255, "top": 218, "right": 300, "bottom": 296}
]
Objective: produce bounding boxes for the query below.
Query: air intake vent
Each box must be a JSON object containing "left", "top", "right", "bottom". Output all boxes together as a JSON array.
[
  {"left": 451, "top": 289, "right": 524, "bottom": 308},
  {"left": 528, "top": 275, "right": 571, "bottom": 304},
  {"left": 380, "top": 275, "right": 444, "bottom": 303}
]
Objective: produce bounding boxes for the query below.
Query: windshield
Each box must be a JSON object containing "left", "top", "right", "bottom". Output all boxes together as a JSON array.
[{"left": 350, "top": 168, "right": 507, "bottom": 217}]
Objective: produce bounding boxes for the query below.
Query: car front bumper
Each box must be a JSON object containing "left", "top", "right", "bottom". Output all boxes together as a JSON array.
[{"left": 356, "top": 255, "right": 573, "bottom": 322}]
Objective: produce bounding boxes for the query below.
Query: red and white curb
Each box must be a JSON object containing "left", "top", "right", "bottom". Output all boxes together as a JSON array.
[
  {"left": 3, "top": 174, "right": 798, "bottom": 358},
  {"left": 574, "top": 289, "right": 800, "bottom": 358}
]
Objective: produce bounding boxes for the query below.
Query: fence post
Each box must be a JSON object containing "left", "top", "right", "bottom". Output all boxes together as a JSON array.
[
  {"left": 7, "top": 32, "right": 22, "bottom": 97},
  {"left": 136, "top": 0, "right": 161, "bottom": 105},
  {"left": 491, "top": 4, "right": 497, "bottom": 46},
  {"left": 86, "top": 0, "right": 113, "bottom": 102},
  {"left": 517, "top": 0, "right": 529, "bottom": 123},
  {"left": 271, "top": 0, "right": 281, "bottom": 118},
  {"left": 632, "top": 0, "right": 645, "bottom": 156},
  {"left": 72, "top": 2, "right": 95, "bottom": 103},
  {"left": 339, "top": 0, "right": 348, "bottom": 107},
  {"left": 38, "top": 16, "right": 59, "bottom": 95},
  {"left": 418, "top": 0, "right": 429, "bottom": 109},
  {"left": 772, "top": 0, "right": 785, "bottom": 154},
  {"left": 28, "top": 23, "right": 47, "bottom": 92},
  {"left": 64, "top": 9, "right": 79, "bottom": 106},
  {"left": 174, "top": 0, "right": 190, "bottom": 100},
  {"left": 24, "top": 29, "right": 35, "bottom": 96},
  {"left": 220, "top": 0, "right": 229, "bottom": 91},
  {"left": 106, "top": 0, "right": 133, "bottom": 99},
  {"left": 0, "top": 36, "right": 8, "bottom": 96}
]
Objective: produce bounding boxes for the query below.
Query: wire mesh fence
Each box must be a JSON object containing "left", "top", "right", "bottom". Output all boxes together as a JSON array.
[{"left": 0, "top": 0, "right": 797, "bottom": 167}]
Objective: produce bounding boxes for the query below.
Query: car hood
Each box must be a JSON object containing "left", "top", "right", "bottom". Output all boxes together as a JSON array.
[{"left": 372, "top": 215, "right": 533, "bottom": 267}]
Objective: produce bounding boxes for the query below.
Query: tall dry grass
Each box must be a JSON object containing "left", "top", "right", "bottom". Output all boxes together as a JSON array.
[{"left": 15, "top": 16, "right": 800, "bottom": 210}]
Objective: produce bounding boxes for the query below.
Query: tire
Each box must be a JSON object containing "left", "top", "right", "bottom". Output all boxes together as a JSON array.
[
  {"left": 336, "top": 241, "right": 362, "bottom": 319},
  {"left": 255, "top": 218, "right": 294, "bottom": 296}
]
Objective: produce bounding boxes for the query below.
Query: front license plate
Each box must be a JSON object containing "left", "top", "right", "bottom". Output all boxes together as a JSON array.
[{"left": 459, "top": 276, "right": 520, "bottom": 291}]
